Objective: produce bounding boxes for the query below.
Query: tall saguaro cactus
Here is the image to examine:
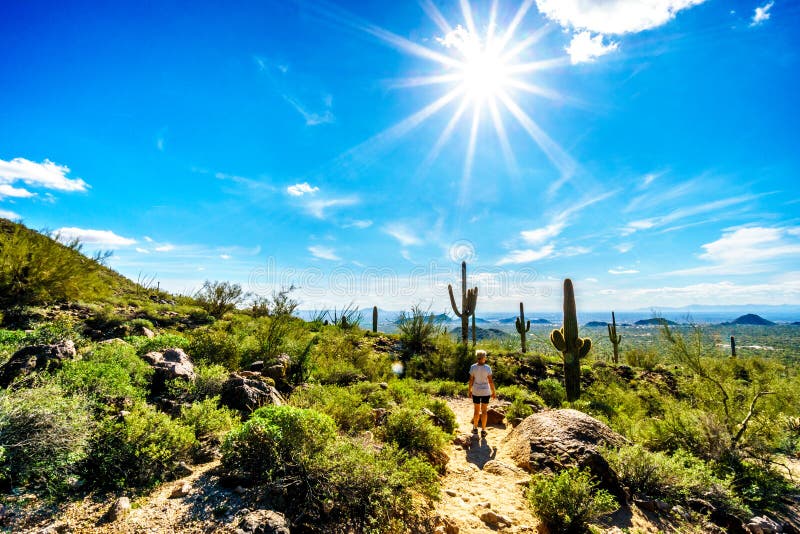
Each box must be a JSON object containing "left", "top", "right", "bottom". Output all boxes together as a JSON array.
[
  {"left": 550, "top": 279, "right": 592, "bottom": 402},
  {"left": 516, "top": 302, "right": 531, "bottom": 353},
  {"left": 372, "top": 306, "right": 378, "bottom": 333},
  {"left": 448, "top": 261, "right": 478, "bottom": 345},
  {"left": 607, "top": 311, "right": 622, "bottom": 364},
  {"left": 730, "top": 336, "right": 736, "bottom": 358}
]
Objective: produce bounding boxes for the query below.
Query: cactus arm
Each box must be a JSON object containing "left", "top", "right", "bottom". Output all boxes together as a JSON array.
[
  {"left": 550, "top": 328, "right": 567, "bottom": 352},
  {"left": 448, "top": 284, "right": 464, "bottom": 317},
  {"left": 579, "top": 338, "right": 592, "bottom": 358},
  {"left": 525, "top": 320, "right": 531, "bottom": 332}
]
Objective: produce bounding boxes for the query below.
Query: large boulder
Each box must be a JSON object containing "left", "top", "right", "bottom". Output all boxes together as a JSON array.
[
  {"left": 503, "top": 409, "right": 628, "bottom": 499},
  {"left": 220, "top": 372, "right": 285, "bottom": 413},
  {"left": 144, "top": 348, "right": 195, "bottom": 394},
  {"left": 0, "top": 340, "right": 76, "bottom": 387},
  {"left": 237, "top": 509, "right": 290, "bottom": 534}
]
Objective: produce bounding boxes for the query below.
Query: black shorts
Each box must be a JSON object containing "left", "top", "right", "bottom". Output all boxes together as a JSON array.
[{"left": 472, "top": 395, "right": 490, "bottom": 405}]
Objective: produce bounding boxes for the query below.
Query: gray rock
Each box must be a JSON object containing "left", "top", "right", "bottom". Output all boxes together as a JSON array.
[
  {"left": 106, "top": 497, "right": 131, "bottom": 522},
  {"left": 141, "top": 327, "right": 156, "bottom": 339},
  {"left": 238, "top": 509, "right": 290, "bottom": 534},
  {"left": 479, "top": 509, "right": 511, "bottom": 527},
  {"left": 169, "top": 482, "right": 192, "bottom": 498},
  {"left": 145, "top": 348, "right": 196, "bottom": 394},
  {"left": 485, "top": 406, "right": 506, "bottom": 425},
  {"left": 0, "top": 340, "right": 76, "bottom": 387},
  {"left": 220, "top": 373, "right": 285, "bottom": 413},
  {"left": 745, "top": 515, "right": 782, "bottom": 534}
]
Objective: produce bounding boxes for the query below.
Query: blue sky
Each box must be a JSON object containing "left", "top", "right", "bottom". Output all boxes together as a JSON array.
[{"left": 1, "top": 0, "right": 799, "bottom": 312}]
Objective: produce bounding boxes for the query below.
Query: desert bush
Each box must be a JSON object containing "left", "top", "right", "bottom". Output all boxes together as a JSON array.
[
  {"left": 60, "top": 342, "right": 151, "bottom": 405},
  {"left": 289, "top": 384, "right": 375, "bottom": 434},
  {"left": 221, "top": 405, "right": 336, "bottom": 482},
  {"left": 194, "top": 280, "right": 247, "bottom": 318},
  {"left": 604, "top": 445, "right": 748, "bottom": 516},
  {"left": 527, "top": 466, "right": 618, "bottom": 534},
  {"left": 409, "top": 379, "right": 467, "bottom": 397},
  {"left": 126, "top": 332, "right": 190, "bottom": 355},
  {"left": 507, "top": 397, "right": 534, "bottom": 420},
  {"left": 25, "top": 315, "right": 83, "bottom": 345},
  {"left": 538, "top": 377, "right": 567, "bottom": 408},
  {"left": 397, "top": 305, "right": 442, "bottom": 360},
  {"left": 84, "top": 402, "right": 196, "bottom": 489},
  {"left": 625, "top": 347, "right": 659, "bottom": 370},
  {"left": 378, "top": 407, "right": 449, "bottom": 470},
  {"left": 0, "top": 224, "right": 110, "bottom": 308},
  {"left": 0, "top": 381, "right": 93, "bottom": 493},
  {"left": 188, "top": 326, "right": 241, "bottom": 369},
  {"left": 180, "top": 396, "right": 239, "bottom": 441}
]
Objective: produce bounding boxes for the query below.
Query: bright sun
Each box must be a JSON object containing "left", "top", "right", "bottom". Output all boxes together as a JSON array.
[{"left": 461, "top": 46, "right": 509, "bottom": 100}]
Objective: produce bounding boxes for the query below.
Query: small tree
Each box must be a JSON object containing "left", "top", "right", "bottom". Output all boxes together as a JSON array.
[
  {"left": 397, "top": 305, "right": 442, "bottom": 360},
  {"left": 194, "top": 280, "right": 247, "bottom": 318}
]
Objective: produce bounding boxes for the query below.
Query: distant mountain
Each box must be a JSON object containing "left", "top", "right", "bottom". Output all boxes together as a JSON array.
[
  {"left": 451, "top": 326, "right": 507, "bottom": 340},
  {"left": 585, "top": 321, "right": 608, "bottom": 327},
  {"left": 728, "top": 314, "right": 775, "bottom": 326},
  {"left": 498, "top": 316, "right": 551, "bottom": 324},
  {"left": 635, "top": 318, "right": 678, "bottom": 326},
  {"left": 793, "top": 322, "right": 800, "bottom": 326}
]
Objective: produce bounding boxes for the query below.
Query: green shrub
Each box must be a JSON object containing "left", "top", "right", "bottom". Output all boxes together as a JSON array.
[
  {"left": 0, "top": 381, "right": 93, "bottom": 494},
  {"left": 221, "top": 405, "right": 336, "bottom": 482},
  {"left": 25, "top": 315, "right": 83, "bottom": 345},
  {"left": 538, "top": 378, "right": 567, "bottom": 408},
  {"left": 379, "top": 407, "right": 449, "bottom": 469},
  {"left": 734, "top": 460, "right": 794, "bottom": 511},
  {"left": 426, "top": 398, "right": 457, "bottom": 434},
  {"left": 410, "top": 379, "right": 467, "bottom": 397},
  {"left": 625, "top": 347, "right": 659, "bottom": 370},
  {"left": 194, "top": 280, "right": 247, "bottom": 318},
  {"left": 397, "top": 306, "right": 442, "bottom": 359},
  {"left": 180, "top": 397, "right": 239, "bottom": 441},
  {"left": 171, "top": 362, "right": 229, "bottom": 401},
  {"left": 84, "top": 402, "right": 196, "bottom": 489},
  {"left": 60, "top": 342, "right": 151, "bottom": 405},
  {"left": 289, "top": 384, "right": 375, "bottom": 434},
  {"left": 507, "top": 397, "right": 534, "bottom": 420},
  {"left": 126, "top": 333, "right": 190, "bottom": 355},
  {"left": 527, "top": 467, "right": 618, "bottom": 534},
  {"left": 188, "top": 326, "right": 241, "bottom": 369}
]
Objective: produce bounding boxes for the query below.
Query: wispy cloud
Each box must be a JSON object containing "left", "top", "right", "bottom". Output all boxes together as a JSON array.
[
  {"left": 0, "top": 157, "right": 89, "bottom": 195},
  {"left": 282, "top": 95, "right": 335, "bottom": 126},
  {"left": 287, "top": 182, "right": 319, "bottom": 196},
  {"left": 497, "top": 245, "right": 555, "bottom": 266},
  {"left": 54, "top": 227, "right": 136, "bottom": 247},
  {"left": 667, "top": 225, "right": 800, "bottom": 276},
  {"left": 0, "top": 184, "right": 36, "bottom": 199},
  {"left": 615, "top": 243, "right": 634, "bottom": 253},
  {"left": 135, "top": 247, "right": 150, "bottom": 254},
  {"left": 304, "top": 196, "right": 359, "bottom": 219},
  {"left": 0, "top": 208, "right": 21, "bottom": 219},
  {"left": 155, "top": 244, "right": 175, "bottom": 252},
  {"left": 343, "top": 219, "right": 373, "bottom": 229},
  {"left": 521, "top": 222, "right": 566, "bottom": 245},
  {"left": 608, "top": 267, "right": 639, "bottom": 275},
  {"left": 751, "top": 1, "right": 774, "bottom": 26},
  {"left": 219, "top": 254, "right": 232, "bottom": 260},
  {"left": 566, "top": 32, "right": 618, "bottom": 64},
  {"left": 308, "top": 245, "right": 341, "bottom": 261},
  {"left": 383, "top": 223, "right": 422, "bottom": 247},
  {"left": 622, "top": 194, "right": 757, "bottom": 235}
]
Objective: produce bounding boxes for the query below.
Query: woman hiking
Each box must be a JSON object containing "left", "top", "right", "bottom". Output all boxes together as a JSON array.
[{"left": 468, "top": 349, "right": 496, "bottom": 436}]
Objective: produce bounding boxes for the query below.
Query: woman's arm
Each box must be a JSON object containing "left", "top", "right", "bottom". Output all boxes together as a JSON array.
[
  {"left": 488, "top": 374, "right": 496, "bottom": 399},
  {"left": 468, "top": 374, "right": 474, "bottom": 396}
]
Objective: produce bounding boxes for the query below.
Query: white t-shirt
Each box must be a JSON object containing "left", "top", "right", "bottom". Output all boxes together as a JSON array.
[{"left": 469, "top": 363, "right": 492, "bottom": 396}]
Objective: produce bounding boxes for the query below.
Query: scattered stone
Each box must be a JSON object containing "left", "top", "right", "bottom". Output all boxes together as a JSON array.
[
  {"left": 174, "top": 461, "right": 193, "bottom": 478},
  {"left": 36, "top": 521, "right": 69, "bottom": 534},
  {"left": 671, "top": 504, "right": 691, "bottom": 521},
  {"left": 479, "top": 510, "right": 511, "bottom": 527},
  {"left": 378, "top": 382, "right": 389, "bottom": 389},
  {"left": 510, "top": 417, "right": 524, "bottom": 427},
  {"left": 372, "top": 407, "right": 388, "bottom": 424},
  {"left": 453, "top": 434, "right": 472, "bottom": 449},
  {"left": 144, "top": 348, "right": 196, "bottom": 394},
  {"left": 0, "top": 340, "right": 76, "bottom": 387},
  {"left": 486, "top": 405, "right": 507, "bottom": 425},
  {"left": 262, "top": 364, "right": 286, "bottom": 381},
  {"left": 634, "top": 498, "right": 671, "bottom": 513},
  {"left": 106, "top": 497, "right": 131, "bottom": 522},
  {"left": 745, "top": 515, "right": 782, "bottom": 534},
  {"left": 483, "top": 460, "right": 525, "bottom": 477},
  {"left": 169, "top": 482, "right": 192, "bottom": 498},
  {"left": 220, "top": 373, "right": 285, "bottom": 412},
  {"left": 504, "top": 409, "right": 628, "bottom": 500},
  {"left": 141, "top": 327, "right": 155, "bottom": 338},
  {"left": 249, "top": 361, "right": 265, "bottom": 372},
  {"left": 445, "top": 489, "right": 458, "bottom": 497},
  {"left": 99, "top": 338, "right": 127, "bottom": 345},
  {"left": 433, "top": 515, "right": 460, "bottom": 534}
]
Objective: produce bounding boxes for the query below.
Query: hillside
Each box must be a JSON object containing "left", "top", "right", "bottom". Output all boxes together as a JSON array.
[
  {"left": 634, "top": 318, "right": 679, "bottom": 326},
  {"left": 729, "top": 314, "right": 776, "bottom": 326}
]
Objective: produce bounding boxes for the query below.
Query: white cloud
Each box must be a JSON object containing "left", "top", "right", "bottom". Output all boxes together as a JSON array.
[
  {"left": 751, "top": 1, "right": 774, "bottom": 26},
  {"left": 287, "top": 182, "right": 319, "bottom": 196},
  {"left": 155, "top": 244, "right": 175, "bottom": 252},
  {"left": 622, "top": 194, "right": 756, "bottom": 235},
  {"left": 0, "top": 184, "right": 35, "bottom": 199},
  {"left": 144, "top": 236, "right": 154, "bottom": 242},
  {"left": 615, "top": 243, "right": 634, "bottom": 253},
  {"left": 585, "top": 277, "right": 599, "bottom": 283},
  {"left": 344, "top": 219, "right": 373, "bottom": 229},
  {"left": 220, "top": 254, "right": 232, "bottom": 260},
  {"left": 309, "top": 245, "right": 341, "bottom": 261},
  {"left": 401, "top": 249, "right": 412, "bottom": 261},
  {"left": 566, "top": 32, "right": 619, "bottom": 64},
  {"left": 54, "top": 227, "right": 136, "bottom": 247},
  {"left": 135, "top": 247, "right": 150, "bottom": 254},
  {"left": 0, "top": 158, "right": 88, "bottom": 192},
  {"left": 383, "top": 224, "right": 422, "bottom": 247},
  {"left": 283, "top": 95, "right": 335, "bottom": 126},
  {"left": 521, "top": 222, "right": 565, "bottom": 245},
  {"left": 535, "top": 0, "right": 707, "bottom": 35},
  {"left": 0, "top": 208, "right": 21, "bottom": 219},
  {"left": 497, "top": 245, "right": 555, "bottom": 265},
  {"left": 666, "top": 226, "right": 800, "bottom": 276},
  {"left": 304, "top": 196, "right": 359, "bottom": 218},
  {"left": 609, "top": 268, "right": 639, "bottom": 275}
]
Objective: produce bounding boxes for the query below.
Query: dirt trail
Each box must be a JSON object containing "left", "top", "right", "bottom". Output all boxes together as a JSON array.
[{"left": 434, "top": 398, "right": 539, "bottom": 533}]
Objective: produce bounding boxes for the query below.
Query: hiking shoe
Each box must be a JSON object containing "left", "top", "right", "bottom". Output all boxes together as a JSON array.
[
  {"left": 471, "top": 427, "right": 478, "bottom": 434},
  {"left": 481, "top": 430, "right": 487, "bottom": 437}
]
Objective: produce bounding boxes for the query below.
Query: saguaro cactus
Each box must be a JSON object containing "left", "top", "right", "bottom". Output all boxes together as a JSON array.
[
  {"left": 607, "top": 311, "right": 622, "bottom": 364},
  {"left": 448, "top": 260, "right": 478, "bottom": 345},
  {"left": 550, "top": 278, "right": 592, "bottom": 402},
  {"left": 372, "top": 306, "right": 378, "bottom": 333},
  {"left": 516, "top": 302, "right": 531, "bottom": 353},
  {"left": 730, "top": 335, "right": 736, "bottom": 358},
  {"left": 472, "top": 312, "right": 477, "bottom": 347}
]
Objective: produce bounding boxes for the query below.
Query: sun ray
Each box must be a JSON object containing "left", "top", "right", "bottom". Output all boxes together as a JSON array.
[
  {"left": 493, "top": 0, "right": 536, "bottom": 53},
  {"left": 459, "top": 102, "right": 482, "bottom": 208},
  {"left": 486, "top": 0, "right": 499, "bottom": 46},
  {"left": 505, "top": 79, "right": 565, "bottom": 102},
  {"left": 416, "top": 96, "right": 472, "bottom": 179},
  {"left": 497, "top": 89, "right": 577, "bottom": 187},
  {"left": 419, "top": 0, "right": 453, "bottom": 36},
  {"left": 505, "top": 56, "right": 572, "bottom": 75},
  {"left": 459, "top": 0, "right": 478, "bottom": 37},
  {"left": 500, "top": 24, "right": 555, "bottom": 62},
  {"left": 488, "top": 96, "right": 519, "bottom": 177},
  {"left": 388, "top": 73, "right": 464, "bottom": 89}
]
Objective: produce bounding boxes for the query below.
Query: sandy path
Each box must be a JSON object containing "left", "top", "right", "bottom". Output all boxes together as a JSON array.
[{"left": 434, "top": 398, "right": 539, "bottom": 534}]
